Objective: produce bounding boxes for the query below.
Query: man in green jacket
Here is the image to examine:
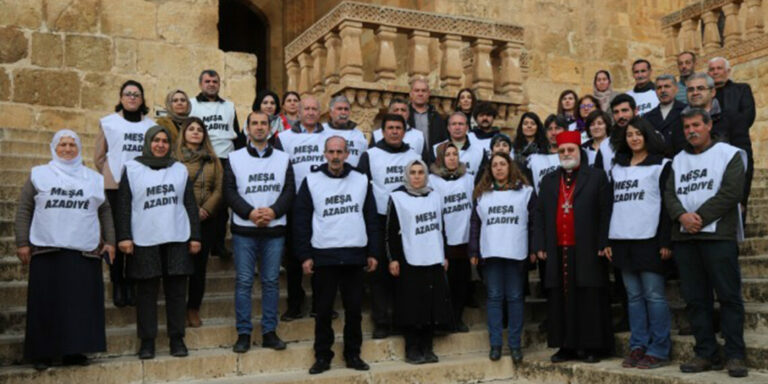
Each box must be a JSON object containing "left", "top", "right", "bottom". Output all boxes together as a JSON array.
[{"left": 665, "top": 108, "right": 747, "bottom": 378}]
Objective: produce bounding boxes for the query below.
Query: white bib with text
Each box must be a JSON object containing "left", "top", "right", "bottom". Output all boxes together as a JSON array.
[
  {"left": 527, "top": 153, "right": 561, "bottom": 194},
  {"left": 367, "top": 147, "right": 420, "bottom": 215},
  {"left": 189, "top": 98, "right": 237, "bottom": 158},
  {"left": 278, "top": 129, "right": 328, "bottom": 193},
  {"left": 229, "top": 147, "right": 289, "bottom": 228},
  {"left": 429, "top": 174, "right": 474, "bottom": 246},
  {"left": 307, "top": 170, "right": 369, "bottom": 249},
  {"left": 101, "top": 113, "right": 155, "bottom": 184},
  {"left": 609, "top": 161, "right": 668, "bottom": 239},
  {"left": 390, "top": 190, "right": 444, "bottom": 266},
  {"left": 322, "top": 124, "right": 369, "bottom": 167},
  {"left": 476, "top": 188, "right": 532, "bottom": 260}
]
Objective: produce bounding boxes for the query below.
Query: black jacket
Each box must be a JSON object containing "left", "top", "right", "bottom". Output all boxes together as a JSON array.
[
  {"left": 716, "top": 80, "right": 755, "bottom": 151},
  {"left": 223, "top": 144, "right": 295, "bottom": 237},
  {"left": 407, "top": 103, "right": 447, "bottom": 162},
  {"left": 645, "top": 100, "right": 687, "bottom": 155},
  {"left": 534, "top": 164, "right": 612, "bottom": 288},
  {"left": 293, "top": 163, "right": 382, "bottom": 266}
]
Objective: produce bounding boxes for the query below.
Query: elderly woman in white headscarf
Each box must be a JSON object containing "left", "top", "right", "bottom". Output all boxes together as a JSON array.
[
  {"left": 385, "top": 159, "right": 453, "bottom": 365},
  {"left": 14, "top": 129, "right": 115, "bottom": 371}
]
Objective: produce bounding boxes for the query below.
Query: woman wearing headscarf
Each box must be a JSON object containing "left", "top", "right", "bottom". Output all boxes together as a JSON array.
[
  {"left": 429, "top": 142, "right": 474, "bottom": 333},
  {"left": 470, "top": 152, "right": 535, "bottom": 364},
  {"left": 94, "top": 79, "right": 156, "bottom": 308},
  {"left": 15, "top": 130, "right": 116, "bottom": 371},
  {"left": 116, "top": 126, "right": 201, "bottom": 360},
  {"left": 593, "top": 70, "right": 618, "bottom": 112},
  {"left": 386, "top": 159, "right": 452, "bottom": 365},
  {"left": 156, "top": 89, "right": 192, "bottom": 143},
  {"left": 175, "top": 117, "right": 223, "bottom": 328}
]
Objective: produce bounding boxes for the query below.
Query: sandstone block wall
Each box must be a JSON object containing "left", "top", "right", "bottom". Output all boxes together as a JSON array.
[{"left": 0, "top": 0, "right": 257, "bottom": 139}]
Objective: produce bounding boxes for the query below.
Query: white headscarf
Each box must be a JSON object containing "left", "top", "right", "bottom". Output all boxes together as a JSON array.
[
  {"left": 403, "top": 159, "right": 432, "bottom": 196},
  {"left": 49, "top": 129, "right": 85, "bottom": 178}
]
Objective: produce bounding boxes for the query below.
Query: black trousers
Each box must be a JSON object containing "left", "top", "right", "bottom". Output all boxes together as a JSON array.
[
  {"left": 371, "top": 215, "right": 392, "bottom": 327},
  {"left": 136, "top": 273, "right": 187, "bottom": 340},
  {"left": 105, "top": 190, "right": 129, "bottom": 287},
  {"left": 447, "top": 257, "right": 470, "bottom": 323},
  {"left": 211, "top": 158, "right": 230, "bottom": 256},
  {"left": 187, "top": 218, "right": 215, "bottom": 310},
  {"left": 284, "top": 211, "right": 306, "bottom": 312},
  {"left": 313, "top": 265, "right": 364, "bottom": 360}
]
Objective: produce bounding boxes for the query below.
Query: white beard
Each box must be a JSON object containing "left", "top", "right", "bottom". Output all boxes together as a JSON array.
[{"left": 561, "top": 158, "right": 579, "bottom": 170}]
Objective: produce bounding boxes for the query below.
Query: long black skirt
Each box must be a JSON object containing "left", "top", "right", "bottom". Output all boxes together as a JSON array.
[
  {"left": 24, "top": 250, "right": 106, "bottom": 360},
  {"left": 393, "top": 262, "right": 453, "bottom": 328},
  {"left": 547, "top": 247, "right": 614, "bottom": 353}
]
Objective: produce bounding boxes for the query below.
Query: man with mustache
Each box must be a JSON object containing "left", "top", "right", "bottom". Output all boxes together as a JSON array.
[
  {"left": 293, "top": 136, "right": 381, "bottom": 374},
  {"left": 645, "top": 74, "right": 686, "bottom": 154},
  {"left": 626, "top": 59, "right": 660, "bottom": 116},
  {"left": 534, "top": 131, "right": 613, "bottom": 364},
  {"left": 665, "top": 108, "right": 747, "bottom": 378},
  {"left": 322, "top": 96, "right": 368, "bottom": 166},
  {"left": 676, "top": 52, "right": 696, "bottom": 103}
]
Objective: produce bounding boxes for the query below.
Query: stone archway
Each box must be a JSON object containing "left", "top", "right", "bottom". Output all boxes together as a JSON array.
[{"left": 219, "top": 0, "right": 270, "bottom": 91}]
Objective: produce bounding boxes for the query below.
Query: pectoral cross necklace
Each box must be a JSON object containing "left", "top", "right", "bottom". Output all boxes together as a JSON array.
[{"left": 560, "top": 178, "right": 575, "bottom": 214}]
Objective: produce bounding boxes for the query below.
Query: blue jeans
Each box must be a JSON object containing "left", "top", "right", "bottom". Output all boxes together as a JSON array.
[
  {"left": 484, "top": 258, "right": 525, "bottom": 349},
  {"left": 621, "top": 270, "right": 671, "bottom": 359},
  {"left": 232, "top": 234, "right": 284, "bottom": 335}
]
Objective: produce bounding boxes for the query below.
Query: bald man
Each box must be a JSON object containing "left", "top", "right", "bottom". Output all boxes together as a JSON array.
[{"left": 407, "top": 79, "right": 447, "bottom": 154}]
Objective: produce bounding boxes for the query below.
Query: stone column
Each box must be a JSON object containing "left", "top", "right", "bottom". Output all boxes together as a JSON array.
[
  {"left": 701, "top": 11, "right": 721, "bottom": 52},
  {"left": 310, "top": 42, "right": 327, "bottom": 94},
  {"left": 298, "top": 52, "right": 313, "bottom": 97},
  {"left": 439, "top": 34, "right": 463, "bottom": 93},
  {"left": 498, "top": 41, "right": 523, "bottom": 96},
  {"left": 374, "top": 26, "right": 397, "bottom": 82},
  {"left": 722, "top": 2, "right": 743, "bottom": 46},
  {"left": 286, "top": 60, "right": 300, "bottom": 92},
  {"left": 408, "top": 30, "right": 431, "bottom": 83},
  {"left": 338, "top": 21, "right": 364, "bottom": 83},
  {"left": 324, "top": 32, "right": 341, "bottom": 86},
  {"left": 471, "top": 38, "right": 494, "bottom": 99},
  {"left": 679, "top": 18, "right": 699, "bottom": 53},
  {"left": 745, "top": 0, "right": 765, "bottom": 39},
  {"left": 663, "top": 25, "right": 680, "bottom": 66}
]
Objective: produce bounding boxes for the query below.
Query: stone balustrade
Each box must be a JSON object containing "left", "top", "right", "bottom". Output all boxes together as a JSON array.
[
  {"left": 661, "top": 0, "right": 765, "bottom": 66},
  {"left": 283, "top": 1, "right": 528, "bottom": 132}
]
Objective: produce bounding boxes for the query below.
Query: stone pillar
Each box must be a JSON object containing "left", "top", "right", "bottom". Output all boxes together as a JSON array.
[
  {"left": 745, "top": 0, "right": 765, "bottom": 40},
  {"left": 471, "top": 38, "right": 494, "bottom": 99},
  {"left": 324, "top": 32, "right": 341, "bottom": 86},
  {"left": 338, "top": 21, "right": 364, "bottom": 83},
  {"left": 439, "top": 34, "right": 463, "bottom": 93},
  {"left": 663, "top": 25, "right": 680, "bottom": 66},
  {"left": 374, "top": 26, "right": 397, "bottom": 82},
  {"left": 679, "top": 18, "right": 699, "bottom": 53},
  {"left": 701, "top": 11, "right": 721, "bottom": 52},
  {"left": 722, "top": 2, "right": 743, "bottom": 46},
  {"left": 408, "top": 30, "right": 431, "bottom": 83},
  {"left": 310, "top": 42, "right": 327, "bottom": 94},
  {"left": 286, "top": 60, "right": 300, "bottom": 92},
  {"left": 498, "top": 42, "right": 523, "bottom": 96},
  {"left": 298, "top": 52, "right": 313, "bottom": 97}
]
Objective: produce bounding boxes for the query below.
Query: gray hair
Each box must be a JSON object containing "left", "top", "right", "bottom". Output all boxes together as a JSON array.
[
  {"left": 324, "top": 135, "right": 348, "bottom": 152},
  {"left": 329, "top": 95, "right": 350, "bottom": 109},
  {"left": 685, "top": 72, "right": 715, "bottom": 89},
  {"left": 448, "top": 111, "right": 468, "bottom": 124},
  {"left": 655, "top": 74, "right": 677, "bottom": 84},
  {"left": 681, "top": 107, "right": 712, "bottom": 125},
  {"left": 708, "top": 56, "right": 731, "bottom": 71}
]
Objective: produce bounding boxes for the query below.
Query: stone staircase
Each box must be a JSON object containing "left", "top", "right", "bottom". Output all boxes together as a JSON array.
[{"left": 1, "top": 126, "right": 768, "bottom": 383}]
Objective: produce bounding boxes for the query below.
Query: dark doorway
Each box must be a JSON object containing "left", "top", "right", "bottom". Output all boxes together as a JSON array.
[{"left": 218, "top": 0, "right": 268, "bottom": 91}]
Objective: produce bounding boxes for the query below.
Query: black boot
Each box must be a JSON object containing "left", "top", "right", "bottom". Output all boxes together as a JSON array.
[
  {"left": 138, "top": 338, "right": 155, "bottom": 360},
  {"left": 261, "top": 331, "right": 286, "bottom": 350},
  {"left": 232, "top": 334, "right": 251, "bottom": 353},
  {"left": 170, "top": 338, "right": 188, "bottom": 357}
]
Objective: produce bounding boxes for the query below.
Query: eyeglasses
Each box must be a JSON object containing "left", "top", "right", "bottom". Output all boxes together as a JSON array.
[
  {"left": 122, "top": 92, "right": 142, "bottom": 99},
  {"left": 580, "top": 103, "right": 595, "bottom": 109},
  {"left": 686, "top": 86, "right": 711, "bottom": 92}
]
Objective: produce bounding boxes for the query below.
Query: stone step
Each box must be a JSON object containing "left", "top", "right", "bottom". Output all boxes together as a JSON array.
[
  {"left": 0, "top": 327, "right": 548, "bottom": 384},
  {"left": 669, "top": 302, "right": 768, "bottom": 334},
  {"left": 741, "top": 255, "right": 768, "bottom": 278},
  {"left": 740, "top": 236, "right": 768, "bottom": 256}
]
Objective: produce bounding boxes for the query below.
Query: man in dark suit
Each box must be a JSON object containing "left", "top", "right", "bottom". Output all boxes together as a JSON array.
[
  {"left": 645, "top": 74, "right": 687, "bottom": 155},
  {"left": 407, "top": 78, "right": 447, "bottom": 163},
  {"left": 708, "top": 57, "right": 755, "bottom": 215}
]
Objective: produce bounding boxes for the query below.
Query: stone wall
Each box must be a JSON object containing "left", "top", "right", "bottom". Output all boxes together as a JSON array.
[
  {"left": 730, "top": 57, "right": 768, "bottom": 168},
  {"left": 0, "top": 0, "right": 257, "bottom": 138}
]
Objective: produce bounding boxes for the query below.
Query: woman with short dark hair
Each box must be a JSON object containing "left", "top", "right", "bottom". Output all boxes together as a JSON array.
[{"left": 583, "top": 110, "right": 613, "bottom": 166}]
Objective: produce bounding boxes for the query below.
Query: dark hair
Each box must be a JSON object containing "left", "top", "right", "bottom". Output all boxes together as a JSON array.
[
  {"left": 544, "top": 114, "right": 569, "bottom": 130},
  {"left": 678, "top": 51, "right": 697, "bottom": 63},
  {"left": 593, "top": 70, "right": 612, "bottom": 86},
  {"left": 612, "top": 117, "right": 667, "bottom": 160},
  {"left": 245, "top": 109, "right": 270, "bottom": 127},
  {"left": 632, "top": 59, "right": 652, "bottom": 71},
  {"left": 252, "top": 90, "right": 281, "bottom": 115},
  {"left": 584, "top": 110, "right": 612, "bottom": 139},
  {"left": 198, "top": 69, "right": 220, "bottom": 83},
  {"left": 115, "top": 80, "right": 149, "bottom": 115},
  {"left": 513, "top": 112, "right": 546, "bottom": 151},
  {"left": 282, "top": 91, "right": 300, "bottom": 101},
  {"left": 389, "top": 97, "right": 409, "bottom": 108},
  {"left": 473, "top": 152, "right": 529, "bottom": 199},
  {"left": 380, "top": 113, "right": 406, "bottom": 130},
  {"left": 610, "top": 93, "right": 636, "bottom": 111},
  {"left": 453, "top": 88, "right": 476, "bottom": 114},
  {"left": 557, "top": 89, "right": 578, "bottom": 116},
  {"left": 577, "top": 94, "right": 601, "bottom": 119},
  {"left": 681, "top": 107, "right": 712, "bottom": 124},
  {"left": 474, "top": 101, "right": 497, "bottom": 119}
]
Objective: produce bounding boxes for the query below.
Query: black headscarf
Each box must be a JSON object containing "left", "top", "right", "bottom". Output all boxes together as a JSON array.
[{"left": 135, "top": 125, "right": 175, "bottom": 169}]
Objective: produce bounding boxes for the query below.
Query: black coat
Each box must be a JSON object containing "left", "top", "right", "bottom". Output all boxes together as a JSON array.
[
  {"left": 407, "top": 103, "right": 447, "bottom": 163},
  {"left": 716, "top": 80, "right": 755, "bottom": 151},
  {"left": 645, "top": 100, "right": 687, "bottom": 155},
  {"left": 534, "top": 165, "right": 612, "bottom": 288}
]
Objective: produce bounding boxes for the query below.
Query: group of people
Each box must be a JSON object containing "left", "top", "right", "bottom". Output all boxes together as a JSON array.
[{"left": 15, "top": 50, "right": 754, "bottom": 379}]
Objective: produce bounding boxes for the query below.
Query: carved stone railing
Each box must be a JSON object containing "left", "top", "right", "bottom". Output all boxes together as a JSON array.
[
  {"left": 661, "top": 0, "right": 766, "bottom": 67},
  {"left": 284, "top": 1, "right": 528, "bottom": 132}
]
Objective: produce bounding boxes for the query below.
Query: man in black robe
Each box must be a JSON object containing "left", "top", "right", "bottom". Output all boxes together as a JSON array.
[{"left": 534, "top": 131, "right": 614, "bottom": 363}]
